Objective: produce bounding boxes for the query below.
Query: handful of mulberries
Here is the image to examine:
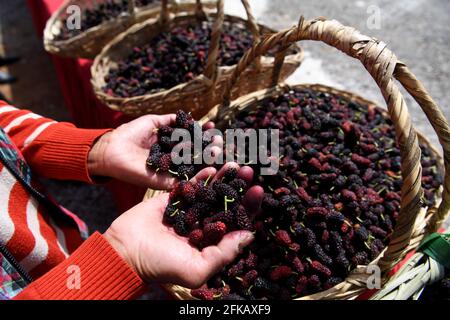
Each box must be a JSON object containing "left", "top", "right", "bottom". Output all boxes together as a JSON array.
[
  {"left": 146, "top": 110, "right": 211, "bottom": 180},
  {"left": 163, "top": 168, "right": 253, "bottom": 249}
]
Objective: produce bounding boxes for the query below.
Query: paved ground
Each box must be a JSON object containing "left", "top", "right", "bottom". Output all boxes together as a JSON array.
[{"left": 0, "top": 0, "right": 449, "bottom": 232}]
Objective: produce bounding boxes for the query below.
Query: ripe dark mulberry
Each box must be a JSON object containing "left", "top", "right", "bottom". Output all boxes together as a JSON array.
[
  {"left": 270, "top": 266, "right": 293, "bottom": 281},
  {"left": 311, "top": 244, "right": 333, "bottom": 266},
  {"left": 203, "top": 222, "right": 227, "bottom": 246},
  {"left": 311, "top": 261, "right": 332, "bottom": 278},
  {"left": 275, "top": 230, "right": 292, "bottom": 247},
  {"left": 191, "top": 288, "right": 215, "bottom": 300}
]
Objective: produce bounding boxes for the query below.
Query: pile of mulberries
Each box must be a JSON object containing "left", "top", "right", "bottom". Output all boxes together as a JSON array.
[
  {"left": 188, "top": 88, "right": 443, "bottom": 300},
  {"left": 102, "top": 21, "right": 297, "bottom": 98},
  {"left": 146, "top": 110, "right": 210, "bottom": 180},
  {"left": 57, "top": 0, "right": 158, "bottom": 40},
  {"left": 163, "top": 168, "right": 253, "bottom": 249}
]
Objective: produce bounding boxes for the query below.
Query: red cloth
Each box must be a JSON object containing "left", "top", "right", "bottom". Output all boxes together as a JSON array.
[
  {"left": 26, "top": 0, "right": 146, "bottom": 212},
  {"left": 15, "top": 233, "right": 146, "bottom": 300}
]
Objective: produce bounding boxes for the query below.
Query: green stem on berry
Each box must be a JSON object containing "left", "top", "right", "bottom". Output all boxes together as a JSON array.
[
  {"left": 204, "top": 175, "right": 212, "bottom": 187},
  {"left": 169, "top": 208, "right": 179, "bottom": 217},
  {"left": 168, "top": 169, "right": 179, "bottom": 176},
  {"left": 289, "top": 225, "right": 296, "bottom": 234},
  {"left": 224, "top": 196, "right": 235, "bottom": 211},
  {"left": 172, "top": 201, "right": 180, "bottom": 206},
  {"left": 247, "top": 285, "right": 254, "bottom": 295}
]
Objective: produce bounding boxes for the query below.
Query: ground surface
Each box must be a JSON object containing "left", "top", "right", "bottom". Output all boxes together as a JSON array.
[{"left": 0, "top": 0, "right": 449, "bottom": 232}]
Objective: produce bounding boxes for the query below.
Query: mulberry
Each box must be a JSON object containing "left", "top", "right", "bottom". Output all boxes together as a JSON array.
[
  {"left": 158, "top": 153, "right": 172, "bottom": 172},
  {"left": 311, "top": 261, "right": 332, "bottom": 278},
  {"left": 176, "top": 110, "right": 193, "bottom": 129},
  {"left": 275, "top": 230, "right": 292, "bottom": 247},
  {"left": 235, "top": 206, "right": 253, "bottom": 231},
  {"left": 311, "top": 244, "right": 333, "bottom": 266},
  {"left": 191, "top": 288, "right": 215, "bottom": 300},
  {"left": 270, "top": 266, "right": 293, "bottom": 281},
  {"left": 203, "top": 222, "right": 227, "bottom": 246},
  {"left": 189, "top": 229, "right": 204, "bottom": 247}
]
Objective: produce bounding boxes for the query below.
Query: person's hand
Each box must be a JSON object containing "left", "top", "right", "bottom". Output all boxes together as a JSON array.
[
  {"left": 88, "top": 114, "right": 219, "bottom": 190},
  {"left": 103, "top": 164, "right": 264, "bottom": 287},
  {"left": 88, "top": 114, "right": 177, "bottom": 189}
]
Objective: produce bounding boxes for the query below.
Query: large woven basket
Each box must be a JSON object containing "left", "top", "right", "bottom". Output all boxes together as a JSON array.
[
  {"left": 91, "top": 0, "right": 304, "bottom": 118},
  {"left": 43, "top": 0, "right": 214, "bottom": 59},
  {"left": 146, "top": 16, "right": 450, "bottom": 300}
]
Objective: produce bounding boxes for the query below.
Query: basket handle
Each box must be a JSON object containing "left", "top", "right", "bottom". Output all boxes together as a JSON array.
[
  {"left": 222, "top": 17, "right": 450, "bottom": 270},
  {"left": 240, "top": 0, "right": 261, "bottom": 69},
  {"left": 194, "top": 0, "right": 207, "bottom": 20},
  {"left": 203, "top": 0, "right": 224, "bottom": 80},
  {"left": 128, "top": 0, "right": 136, "bottom": 15},
  {"left": 204, "top": 0, "right": 262, "bottom": 79},
  {"left": 160, "top": 0, "right": 171, "bottom": 25}
]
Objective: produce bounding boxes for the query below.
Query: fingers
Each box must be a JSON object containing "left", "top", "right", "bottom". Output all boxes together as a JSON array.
[
  {"left": 150, "top": 114, "right": 176, "bottom": 128},
  {"left": 237, "top": 166, "right": 254, "bottom": 184},
  {"left": 195, "top": 231, "right": 254, "bottom": 286},
  {"left": 242, "top": 185, "right": 264, "bottom": 216},
  {"left": 147, "top": 170, "right": 178, "bottom": 190},
  {"left": 212, "top": 162, "right": 240, "bottom": 184},
  {"left": 202, "top": 121, "right": 215, "bottom": 130},
  {"left": 190, "top": 167, "right": 217, "bottom": 184},
  {"left": 142, "top": 192, "right": 170, "bottom": 218}
]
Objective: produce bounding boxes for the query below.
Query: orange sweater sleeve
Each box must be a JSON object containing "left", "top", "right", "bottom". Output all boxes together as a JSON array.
[
  {"left": 14, "top": 232, "right": 146, "bottom": 300},
  {"left": 0, "top": 101, "right": 111, "bottom": 183}
]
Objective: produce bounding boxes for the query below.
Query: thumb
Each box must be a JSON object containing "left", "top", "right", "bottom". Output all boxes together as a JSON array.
[{"left": 200, "top": 231, "right": 254, "bottom": 278}]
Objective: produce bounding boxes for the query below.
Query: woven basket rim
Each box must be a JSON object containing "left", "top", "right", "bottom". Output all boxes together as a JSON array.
[
  {"left": 91, "top": 12, "right": 304, "bottom": 107},
  {"left": 43, "top": 0, "right": 218, "bottom": 58},
  {"left": 145, "top": 82, "right": 444, "bottom": 300},
  {"left": 44, "top": 0, "right": 169, "bottom": 44}
]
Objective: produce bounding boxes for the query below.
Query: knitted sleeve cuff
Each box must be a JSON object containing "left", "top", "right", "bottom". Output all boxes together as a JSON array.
[
  {"left": 22, "top": 123, "right": 111, "bottom": 183},
  {"left": 14, "top": 232, "right": 146, "bottom": 300}
]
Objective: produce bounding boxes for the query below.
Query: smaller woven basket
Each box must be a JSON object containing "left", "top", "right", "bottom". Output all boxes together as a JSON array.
[
  {"left": 91, "top": 0, "right": 303, "bottom": 118},
  {"left": 43, "top": 0, "right": 210, "bottom": 59},
  {"left": 147, "top": 16, "right": 450, "bottom": 300}
]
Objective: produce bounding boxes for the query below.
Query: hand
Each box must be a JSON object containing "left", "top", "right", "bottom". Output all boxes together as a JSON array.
[
  {"left": 88, "top": 114, "right": 178, "bottom": 189},
  {"left": 103, "top": 164, "right": 264, "bottom": 288},
  {"left": 88, "top": 114, "right": 219, "bottom": 190}
]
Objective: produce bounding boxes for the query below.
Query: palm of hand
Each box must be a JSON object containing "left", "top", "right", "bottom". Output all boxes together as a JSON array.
[{"left": 99, "top": 114, "right": 176, "bottom": 189}]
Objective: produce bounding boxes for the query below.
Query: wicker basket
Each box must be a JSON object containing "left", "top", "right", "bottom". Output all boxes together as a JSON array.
[
  {"left": 43, "top": 0, "right": 214, "bottom": 59},
  {"left": 91, "top": 0, "right": 304, "bottom": 118},
  {"left": 146, "top": 16, "right": 450, "bottom": 300}
]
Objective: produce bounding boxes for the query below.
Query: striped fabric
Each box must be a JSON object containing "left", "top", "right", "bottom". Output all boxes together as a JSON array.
[
  {"left": 0, "top": 103, "right": 98, "bottom": 281},
  {"left": 0, "top": 102, "right": 145, "bottom": 300}
]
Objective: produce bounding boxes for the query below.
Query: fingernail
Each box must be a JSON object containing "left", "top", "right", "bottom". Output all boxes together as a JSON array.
[{"left": 238, "top": 232, "right": 254, "bottom": 251}]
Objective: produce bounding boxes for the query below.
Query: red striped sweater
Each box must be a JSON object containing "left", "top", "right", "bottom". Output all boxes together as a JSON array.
[{"left": 0, "top": 101, "right": 145, "bottom": 299}]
